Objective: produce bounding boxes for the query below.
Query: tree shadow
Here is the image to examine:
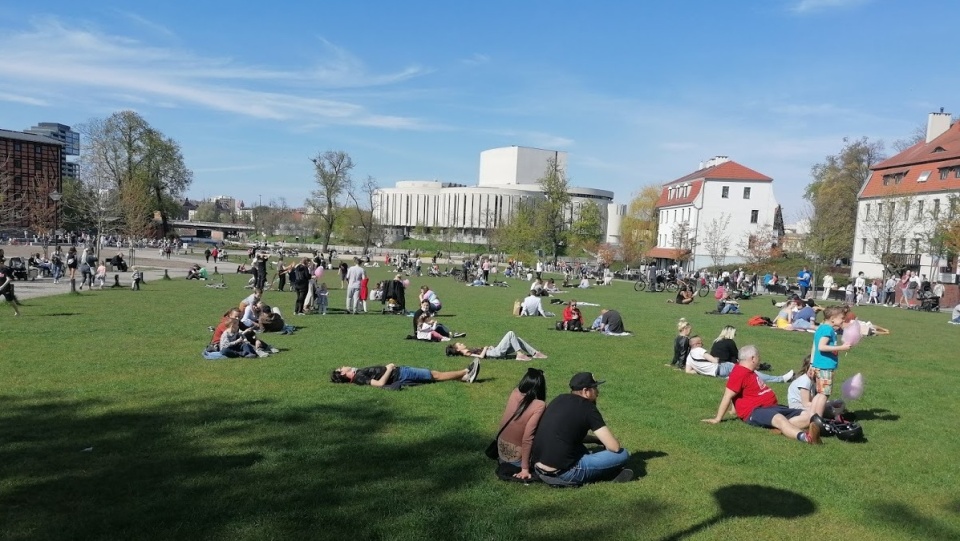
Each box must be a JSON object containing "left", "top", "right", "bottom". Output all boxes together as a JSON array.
[
  {"left": 869, "top": 501, "right": 959, "bottom": 540},
  {"left": 0, "top": 392, "right": 514, "bottom": 539},
  {"left": 660, "top": 484, "right": 816, "bottom": 541},
  {"left": 39, "top": 312, "right": 82, "bottom": 317}
]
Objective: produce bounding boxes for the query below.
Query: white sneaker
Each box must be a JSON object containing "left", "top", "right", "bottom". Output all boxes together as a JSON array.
[
  {"left": 255, "top": 349, "right": 270, "bottom": 358},
  {"left": 781, "top": 370, "right": 794, "bottom": 382},
  {"left": 463, "top": 359, "right": 480, "bottom": 383}
]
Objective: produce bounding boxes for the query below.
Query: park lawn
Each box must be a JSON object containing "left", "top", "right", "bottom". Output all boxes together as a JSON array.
[{"left": 1, "top": 268, "right": 958, "bottom": 541}]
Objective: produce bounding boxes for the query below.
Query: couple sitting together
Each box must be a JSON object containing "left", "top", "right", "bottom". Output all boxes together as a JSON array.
[{"left": 491, "top": 369, "right": 632, "bottom": 486}]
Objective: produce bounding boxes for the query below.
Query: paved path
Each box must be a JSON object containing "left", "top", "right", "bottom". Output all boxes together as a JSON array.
[{"left": 2, "top": 245, "right": 209, "bottom": 300}]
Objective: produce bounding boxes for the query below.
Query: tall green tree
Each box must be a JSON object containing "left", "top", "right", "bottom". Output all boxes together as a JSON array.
[
  {"left": 536, "top": 157, "right": 571, "bottom": 262},
  {"left": 308, "top": 150, "right": 354, "bottom": 251},
  {"left": 569, "top": 200, "right": 604, "bottom": 251},
  {"left": 79, "top": 111, "right": 192, "bottom": 241},
  {"left": 805, "top": 137, "right": 885, "bottom": 265}
]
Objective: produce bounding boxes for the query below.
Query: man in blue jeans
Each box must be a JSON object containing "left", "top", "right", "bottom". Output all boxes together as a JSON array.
[{"left": 531, "top": 372, "right": 631, "bottom": 485}]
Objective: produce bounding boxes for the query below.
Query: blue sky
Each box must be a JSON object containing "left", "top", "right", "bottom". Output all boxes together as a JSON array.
[{"left": 1, "top": 0, "right": 957, "bottom": 221}]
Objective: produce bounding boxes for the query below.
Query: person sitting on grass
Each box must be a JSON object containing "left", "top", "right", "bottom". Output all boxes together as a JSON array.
[
  {"left": 668, "top": 284, "right": 694, "bottom": 304},
  {"left": 531, "top": 372, "right": 633, "bottom": 485},
  {"left": 520, "top": 291, "right": 550, "bottom": 317},
  {"left": 331, "top": 359, "right": 480, "bottom": 387},
  {"left": 668, "top": 318, "right": 692, "bottom": 369},
  {"left": 686, "top": 335, "right": 793, "bottom": 383},
  {"left": 702, "top": 344, "right": 823, "bottom": 444},
  {"left": 445, "top": 331, "right": 547, "bottom": 361},
  {"left": 559, "top": 300, "right": 585, "bottom": 331},
  {"left": 219, "top": 316, "right": 271, "bottom": 358},
  {"left": 411, "top": 300, "right": 465, "bottom": 339},
  {"left": 787, "top": 356, "right": 844, "bottom": 419},
  {"left": 494, "top": 368, "right": 547, "bottom": 481},
  {"left": 594, "top": 308, "right": 625, "bottom": 334}
]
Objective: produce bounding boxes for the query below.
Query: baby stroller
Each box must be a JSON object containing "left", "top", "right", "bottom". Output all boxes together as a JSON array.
[
  {"left": 917, "top": 290, "right": 940, "bottom": 312},
  {"left": 8, "top": 257, "right": 30, "bottom": 281},
  {"left": 380, "top": 279, "right": 406, "bottom": 315}
]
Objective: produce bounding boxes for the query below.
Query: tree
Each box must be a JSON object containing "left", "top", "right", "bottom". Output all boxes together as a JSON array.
[
  {"left": 79, "top": 111, "right": 192, "bottom": 240},
  {"left": 346, "top": 176, "right": 380, "bottom": 254},
  {"left": 701, "top": 213, "right": 732, "bottom": 269},
  {"left": 537, "top": 157, "right": 571, "bottom": 263},
  {"left": 805, "top": 137, "right": 885, "bottom": 265},
  {"left": 619, "top": 186, "right": 660, "bottom": 266},
  {"left": 193, "top": 201, "right": 223, "bottom": 223},
  {"left": 569, "top": 200, "right": 604, "bottom": 252},
  {"left": 670, "top": 220, "right": 696, "bottom": 268},
  {"left": 737, "top": 224, "right": 779, "bottom": 273},
  {"left": 490, "top": 198, "right": 541, "bottom": 261},
  {"left": 308, "top": 150, "right": 354, "bottom": 251}
]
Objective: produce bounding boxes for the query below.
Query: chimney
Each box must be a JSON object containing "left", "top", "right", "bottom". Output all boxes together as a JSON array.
[
  {"left": 926, "top": 109, "right": 952, "bottom": 143},
  {"left": 703, "top": 155, "right": 730, "bottom": 169}
]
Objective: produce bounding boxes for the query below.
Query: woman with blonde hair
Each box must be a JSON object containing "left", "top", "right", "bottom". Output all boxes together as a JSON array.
[{"left": 668, "top": 318, "right": 692, "bottom": 369}]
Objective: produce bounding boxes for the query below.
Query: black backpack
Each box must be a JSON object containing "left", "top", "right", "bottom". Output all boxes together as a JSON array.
[{"left": 293, "top": 265, "right": 311, "bottom": 286}]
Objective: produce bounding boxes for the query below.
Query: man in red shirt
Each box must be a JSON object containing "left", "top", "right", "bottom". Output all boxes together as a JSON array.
[{"left": 702, "top": 344, "right": 823, "bottom": 444}]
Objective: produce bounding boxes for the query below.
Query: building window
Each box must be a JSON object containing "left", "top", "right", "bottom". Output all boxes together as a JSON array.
[
  {"left": 864, "top": 204, "right": 870, "bottom": 219},
  {"left": 873, "top": 238, "right": 879, "bottom": 252},
  {"left": 35, "top": 146, "right": 41, "bottom": 155},
  {"left": 750, "top": 210, "right": 758, "bottom": 223},
  {"left": 913, "top": 239, "right": 921, "bottom": 253},
  {"left": 743, "top": 187, "right": 751, "bottom": 199},
  {"left": 35, "top": 162, "right": 42, "bottom": 171},
  {"left": 917, "top": 171, "right": 931, "bottom": 183},
  {"left": 721, "top": 186, "right": 729, "bottom": 198},
  {"left": 916, "top": 199, "right": 924, "bottom": 218},
  {"left": 877, "top": 203, "right": 883, "bottom": 216},
  {"left": 934, "top": 199, "right": 940, "bottom": 218},
  {"left": 903, "top": 201, "right": 910, "bottom": 219},
  {"left": 14, "top": 143, "right": 21, "bottom": 151},
  {"left": 955, "top": 167, "right": 960, "bottom": 178},
  {"left": 941, "top": 168, "right": 950, "bottom": 180},
  {"left": 861, "top": 238, "right": 867, "bottom": 254},
  {"left": 899, "top": 238, "right": 906, "bottom": 252},
  {"left": 13, "top": 158, "right": 21, "bottom": 168}
]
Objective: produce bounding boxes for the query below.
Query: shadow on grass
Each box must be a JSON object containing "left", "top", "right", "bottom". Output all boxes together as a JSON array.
[
  {"left": 0, "top": 392, "right": 512, "bottom": 539},
  {"left": 869, "top": 502, "right": 959, "bottom": 540},
  {"left": 660, "top": 485, "right": 816, "bottom": 541},
  {"left": 629, "top": 450, "right": 669, "bottom": 479},
  {"left": 39, "top": 312, "right": 83, "bottom": 317},
  {"left": 850, "top": 408, "right": 900, "bottom": 422}
]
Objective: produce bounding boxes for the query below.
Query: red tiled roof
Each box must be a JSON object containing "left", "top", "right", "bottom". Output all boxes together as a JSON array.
[
  {"left": 873, "top": 121, "right": 960, "bottom": 170},
  {"left": 664, "top": 160, "right": 773, "bottom": 186},
  {"left": 647, "top": 247, "right": 689, "bottom": 259},
  {"left": 656, "top": 180, "right": 703, "bottom": 207},
  {"left": 656, "top": 160, "right": 772, "bottom": 208},
  {"left": 861, "top": 122, "right": 960, "bottom": 198}
]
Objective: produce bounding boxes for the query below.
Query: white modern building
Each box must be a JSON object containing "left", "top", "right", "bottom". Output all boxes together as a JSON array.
[
  {"left": 651, "top": 156, "right": 782, "bottom": 270},
  {"left": 374, "top": 146, "right": 622, "bottom": 245},
  {"left": 851, "top": 110, "right": 959, "bottom": 281}
]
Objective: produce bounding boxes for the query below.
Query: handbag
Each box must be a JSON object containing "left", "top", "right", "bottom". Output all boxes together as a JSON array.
[{"left": 485, "top": 420, "right": 511, "bottom": 460}]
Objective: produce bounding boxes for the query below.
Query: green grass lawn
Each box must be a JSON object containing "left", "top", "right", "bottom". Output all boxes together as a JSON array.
[{"left": 2, "top": 269, "right": 959, "bottom": 540}]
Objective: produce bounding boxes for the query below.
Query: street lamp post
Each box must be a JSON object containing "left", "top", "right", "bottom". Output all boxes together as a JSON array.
[{"left": 49, "top": 190, "right": 62, "bottom": 253}]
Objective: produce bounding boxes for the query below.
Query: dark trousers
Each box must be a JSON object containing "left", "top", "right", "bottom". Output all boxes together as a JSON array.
[
  {"left": 294, "top": 288, "right": 308, "bottom": 314},
  {"left": 278, "top": 274, "right": 286, "bottom": 291},
  {"left": 255, "top": 269, "right": 266, "bottom": 290}
]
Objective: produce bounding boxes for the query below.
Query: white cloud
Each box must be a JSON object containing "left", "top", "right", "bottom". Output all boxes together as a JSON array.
[
  {"left": 0, "top": 18, "right": 431, "bottom": 128},
  {"left": 0, "top": 91, "right": 48, "bottom": 106},
  {"left": 790, "top": 0, "right": 872, "bottom": 14},
  {"left": 460, "top": 53, "right": 490, "bottom": 66}
]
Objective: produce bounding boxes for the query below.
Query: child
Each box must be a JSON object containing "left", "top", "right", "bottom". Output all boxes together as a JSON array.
[
  {"left": 94, "top": 263, "right": 107, "bottom": 289},
  {"left": 316, "top": 282, "right": 329, "bottom": 315},
  {"left": 131, "top": 267, "right": 143, "bottom": 291},
  {"left": 668, "top": 318, "right": 692, "bottom": 369},
  {"left": 868, "top": 281, "right": 880, "bottom": 304},
  {"left": 810, "top": 305, "right": 852, "bottom": 401}
]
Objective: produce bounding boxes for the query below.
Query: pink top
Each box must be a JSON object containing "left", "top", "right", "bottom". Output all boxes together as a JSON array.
[{"left": 496, "top": 388, "right": 546, "bottom": 470}]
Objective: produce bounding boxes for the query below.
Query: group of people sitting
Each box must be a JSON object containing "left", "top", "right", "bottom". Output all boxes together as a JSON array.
[
  {"left": 670, "top": 321, "right": 794, "bottom": 383},
  {"left": 204, "top": 289, "right": 289, "bottom": 359}
]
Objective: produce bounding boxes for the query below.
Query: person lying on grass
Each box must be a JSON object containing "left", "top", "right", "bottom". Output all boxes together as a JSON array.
[
  {"left": 331, "top": 359, "right": 480, "bottom": 387},
  {"left": 445, "top": 331, "right": 547, "bottom": 361},
  {"left": 685, "top": 335, "right": 793, "bottom": 383},
  {"left": 702, "top": 344, "right": 824, "bottom": 444}
]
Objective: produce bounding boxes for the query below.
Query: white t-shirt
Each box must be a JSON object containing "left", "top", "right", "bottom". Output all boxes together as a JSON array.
[
  {"left": 685, "top": 347, "right": 718, "bottom": 376},
  {"left": 787, "top": 374, "right": 815, "bottom": 410}
]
